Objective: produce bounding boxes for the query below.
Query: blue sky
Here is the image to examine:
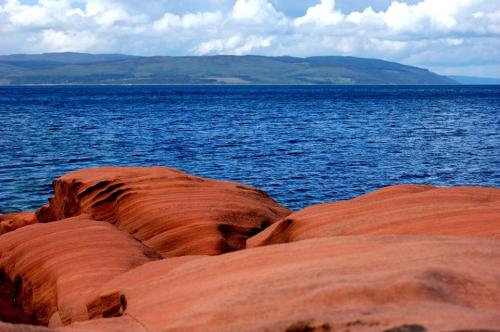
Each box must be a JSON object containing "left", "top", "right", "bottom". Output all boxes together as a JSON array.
[{"left": 1, "top": 0, "right": 499, "bottom": 77}]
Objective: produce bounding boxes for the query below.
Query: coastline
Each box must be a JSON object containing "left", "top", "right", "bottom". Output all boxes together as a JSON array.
[{"left": 1, "top": 166, "right": 499, "bottom": 331}]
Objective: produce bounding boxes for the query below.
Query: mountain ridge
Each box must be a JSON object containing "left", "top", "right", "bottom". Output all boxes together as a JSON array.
[{"left": 0, "top": 53, "right": 458, "bottom": 85}]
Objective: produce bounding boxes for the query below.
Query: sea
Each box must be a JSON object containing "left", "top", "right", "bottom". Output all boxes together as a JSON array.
[{"left": 0, "top": 85, "right": 499, "bottom": 212}]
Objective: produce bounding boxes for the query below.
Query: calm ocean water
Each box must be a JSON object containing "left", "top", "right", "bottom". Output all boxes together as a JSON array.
[{"left": 0, "top": 85, "right": 499, "bottom": 212}]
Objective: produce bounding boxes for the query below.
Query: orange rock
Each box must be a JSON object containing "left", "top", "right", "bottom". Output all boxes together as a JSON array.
[
  {"left": 0, "top": 322, "right": 56, "bottom": 332},
  {"left": 1, "top": 169, "right": 499, "bottom": 332},
  {"left": 86, "top": 256, "right": 206, "bottom": 320},
  {"left": 248, "top": 185, "right": 500, "bottom": 247},
  {"left": 0, "top": 212, "right": 37, "bottom": 235},
  {"left": 36, "top": 167, "right": 290, "bottom": 256},
  {"left": 85, "top": 236, "right": 500, "bottom": 331},
  {"left": 56, "top": 316, "right": 146, "bottom": 332},
  {"left": 0, "top": 217, "right": 159, "bottom": 327}
]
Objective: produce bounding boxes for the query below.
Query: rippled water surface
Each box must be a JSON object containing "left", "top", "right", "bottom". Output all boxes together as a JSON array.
[{"left": 1, "top": 85, "right": 499, "bottom": 212}]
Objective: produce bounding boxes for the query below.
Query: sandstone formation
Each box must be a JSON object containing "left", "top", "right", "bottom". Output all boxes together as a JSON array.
[
  {"left": 248, "top": 185, "right": 500, "bottom": 247},
  {"left": 0, "top": 167, "right": 499, "bottom": 331},
  {"left": 35, "top": 167, "right": 291, "bottom": 256},
  {"left": 0, "top": 321, "right": 56, "bottom": 332},
  {"left": 0, "top": 217, "right": 159, "bottom": 326},
  {"left": 85, "top": 236, "right": 500, "bottom": 332},
  {"left": 0, "top": 212, "right": 37, "bottom": 236}
]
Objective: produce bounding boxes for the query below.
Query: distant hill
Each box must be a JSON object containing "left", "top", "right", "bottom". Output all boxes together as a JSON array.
[
  {"left": 449, "top": 75, "right": 500, "bottom": 85},
  {"left": 0, "top": 53, "right": 457, "bottom": 85}
]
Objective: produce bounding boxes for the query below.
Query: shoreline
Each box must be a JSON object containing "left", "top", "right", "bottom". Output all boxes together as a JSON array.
[
  {"left": 0, "top": 83, "right": 473, "bottom": 87},
  {"left": 1, "top": 166, "right": 499, "bottom": 331}
]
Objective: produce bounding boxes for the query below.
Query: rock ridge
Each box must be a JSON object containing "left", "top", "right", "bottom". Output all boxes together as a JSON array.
[{"left": 0, "top": 166, "right": 499, "bottom": 331}]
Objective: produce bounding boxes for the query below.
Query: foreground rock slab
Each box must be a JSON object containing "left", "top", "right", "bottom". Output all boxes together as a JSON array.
[
  {"left": 0, "top": 167, "right": 499, "bottom": 331},
  {"left": 0, "top": 217, "right": 158, "bottom": 326},
  {"left": 85, "top": 236, "right": 500, "bottom": 332}
]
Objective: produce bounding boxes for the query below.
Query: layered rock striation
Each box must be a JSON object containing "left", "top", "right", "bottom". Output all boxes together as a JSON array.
[
  {"left": 0, "top": 167, "right": 499, "bottom": 331},
  {"left": 0, "top": 217, "right": 158, "bottom": 326},
  {"left": 247, "top": 184, "right": 500, "bottom": 247},
  {"left": 35, "top": 167, "right": 291, "bottom": 256}
]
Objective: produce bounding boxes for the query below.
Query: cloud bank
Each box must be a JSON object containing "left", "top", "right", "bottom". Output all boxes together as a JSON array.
[{"left": 0, "top": 0, "right": 499, "bottom": 77}]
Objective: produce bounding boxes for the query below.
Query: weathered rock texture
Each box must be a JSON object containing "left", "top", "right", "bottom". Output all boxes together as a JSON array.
[
  {"left": 35, "top": 167, "right": 291, "bottom": 256},
  {"left": 85, "top": 236, "right": 500, "bottom": 332},
  {"left": 0, "top": 212, "right": 37, "bottom": 235},
  {"left": 0, "top": 321, "right": 56, "bottom": 332},
  {"left": 1, "top": 167, "right": 499, "bottom": 332},
  {"left": 0, "top": 217, "right": 159, "bottom": 326},
  {"left": 248, "top": 185, "right": 500, "bottom": 247}
]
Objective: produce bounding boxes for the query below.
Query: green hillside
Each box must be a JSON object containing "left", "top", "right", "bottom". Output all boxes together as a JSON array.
[{"left": 0, "top": 53, "right": 457, "bottom": 85}]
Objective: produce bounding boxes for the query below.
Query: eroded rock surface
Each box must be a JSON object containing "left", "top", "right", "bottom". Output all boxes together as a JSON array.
[
  {"left": 85, "top": 236, "right": 500, "bottom": 332},
  {"left": 0, "top": 217, "right": 158, "bottom": 326},
  {"left": 248, "top": 185, "right": 500, "bottom": 247},
  {"left": 0, "top": 212, "right": 37, "bottom": 235},
  {"left": 36, "top": 167, "right": 291, "bottom": 257},
  {"left": 0, "top": 168, "right": 499, "bottom": 331},
  {"left": 0, "top": 321, "right": 56, "bottom": 332}
]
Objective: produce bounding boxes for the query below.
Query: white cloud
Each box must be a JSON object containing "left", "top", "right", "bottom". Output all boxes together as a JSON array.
[
  {"left": 193, "top": 36, "right": 241, "bottom": 54},
  {"left": 232, "top": 35, "right": 274, "bottom": 54},
  {"left": 192, "top": 35, "right": 273, "bottom": 55},
  {"left": 41, "top": 29, "right": 98, "bottom": 52},
  {"left": 153, "top": 11, "right": 222, "bottom": 30},
  {"left": 294, "top": 0, "right": 343, "bottom": 26},
  {"left": 346, "top": 7, "right": 377, "bottom": 24},
  {"left": 1, "top": 0, "right": 83, "bottom": 31},
  {"left": 0, "top": 0, "right": 499, "bottom": 77},
  {"left": 231, "top": 0, "right": 284, "bottom": 23},
  {"left": 85, "top": 0, "right": 131, "bottom": 26}
]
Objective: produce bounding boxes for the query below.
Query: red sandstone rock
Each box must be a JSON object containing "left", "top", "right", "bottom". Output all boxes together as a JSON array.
[
  {"left": 0, "top": 217, "right": 159, "bottom": 327},
  {"left": 0, "top": 212, "right": 37, "bottom": 235},
  {"left": 1, "top": 169, "right": 499, "bottom": 332},
  {"left": 248, "top": 185, "right": 500, "bottom": 247},
  {"left": 0, "top": 322, "right": 56, "bottom": 332},
  {"left": 36, "top": 167, "right": 291, "bottom": 257},
  {"left": 57, "top": 317, "right": 146, "bottom": 332},
  {"left": 85, "top": 236, "right": 500, "bottom": 331}
]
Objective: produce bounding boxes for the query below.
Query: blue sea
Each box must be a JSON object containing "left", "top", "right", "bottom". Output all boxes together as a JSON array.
[{"left": 0, "top": 85, "right": 499, "bottom": 212}]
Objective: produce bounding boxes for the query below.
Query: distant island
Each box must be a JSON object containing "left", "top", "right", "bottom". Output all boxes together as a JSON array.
[
  {"left": 449, "top": 75, "right": 500, "bottom": 85},
  {"left": 0, "top": 52, "right": 458, "bottom": 85}
]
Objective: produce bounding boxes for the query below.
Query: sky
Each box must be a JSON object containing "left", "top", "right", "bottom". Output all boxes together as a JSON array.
[{"left": 0, "top": 0, "right": 499, "bottom": 77}]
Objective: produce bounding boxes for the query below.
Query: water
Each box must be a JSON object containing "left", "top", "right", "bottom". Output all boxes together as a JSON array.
[{"left": 0, "top": 85, "right": 499, "bottom": 212}]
